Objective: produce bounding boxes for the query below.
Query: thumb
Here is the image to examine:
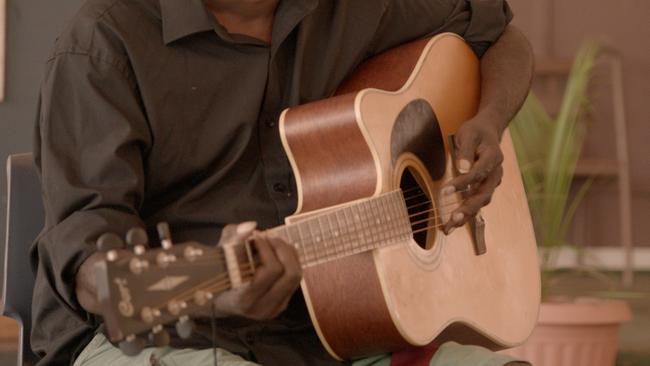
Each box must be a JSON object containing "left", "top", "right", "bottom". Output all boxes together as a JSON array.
[{"left": 454, "top": 131, "right": 478, "bottom": 174}]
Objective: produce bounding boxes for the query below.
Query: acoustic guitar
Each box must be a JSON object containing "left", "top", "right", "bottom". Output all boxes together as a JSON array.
[{"left": 95, "top": 33, "right": 541, "bottom": 360}]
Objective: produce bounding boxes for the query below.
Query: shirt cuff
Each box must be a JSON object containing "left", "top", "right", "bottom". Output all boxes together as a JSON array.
[{"left": 32, "top": 208, "right": 144, "bottom": 320}]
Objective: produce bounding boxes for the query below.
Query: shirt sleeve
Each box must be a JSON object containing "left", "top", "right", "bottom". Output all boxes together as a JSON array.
[
  {"left": 367, "top": 0, "right": 514, "bottom": 58},
  {"left": 32, "top": 52, "right": 151, "bottom": 319}
]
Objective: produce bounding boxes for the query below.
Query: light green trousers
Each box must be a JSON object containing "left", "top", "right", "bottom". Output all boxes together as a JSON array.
[{"left": 73, "top": 333, "right": 528, "bottom": 366}]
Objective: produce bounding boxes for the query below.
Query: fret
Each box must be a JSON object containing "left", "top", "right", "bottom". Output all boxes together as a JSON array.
[
  {"left": 388, "top": 194, "right": 400, "bottom": 241},
  {"left": 296, "top": 221, "right": 312, "bottom": 266},
  {"left": 373, "top": 198, "right": 383, "bottom": 247},
  {"left": 307, "top": 218, "right": 320, "bottom": 264},
  {"left": 373, "top": 196, "right": 386, "bottom": 245},
  {"left": 388, "top": 193, "right": 399, "bottom": 240},
  {"left": 327, "top": 212, "right": 340, "bottom": 259},
  {"left": 331, "top": 210, "right": 341, "bottom": 256},
  {"left": 362, "top": 200, "right": 373, "bottom": 251},
  {"left": 386, "top": 192, "right": 402, "bottom": 240},
  {"left": 364, "top": 200, "right": 375, "bottom": 250},
  {"left": 353, "top": 203, "right": 363, "bottom": 251},
  {"left": 351, "top": 203, "right": 365, "bottom": 252},
  {"left": 343, "top": 206, "right": 360, "bottom": 253},
  {"left": 270, "top": 192, "right": 414, "bottom": 269},
  {"left": 393, "top": 193, "right": 407, "bottom": 241},
  {"left": 325, "top": 212, "right": 340, "bottom": 260},
  {"left": 337, "top": 207, "right": 350, "bottom": 256},
  {"left": 396, "top": 191, "right": 412, "bottom": 240},
  {"left": 316, "top": 215, "right": 332, "bottom": 261},
  {"left": 364, "top": 199, "right": 373, "bottom": 248},
  {"left": 376, "top": 196, "right": 389, "bottom": 245},
  {"left": 392, "top": 192, "right": 403, "bottom": 239},
  {"left": 287, "top": 225, "right": 306, "bottom": 264}
]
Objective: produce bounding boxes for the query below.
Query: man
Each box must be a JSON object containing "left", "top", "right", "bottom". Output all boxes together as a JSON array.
[{"left": 32, "top": 0, "right": 534, "bottom": 365}]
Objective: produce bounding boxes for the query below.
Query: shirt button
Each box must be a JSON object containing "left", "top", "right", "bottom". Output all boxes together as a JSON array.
[
  {"left": 273, "top": 183, "right": 287, "bottom": 193},
  {"left": 265, "top": 118, "right": 276, "bottom": 128}
]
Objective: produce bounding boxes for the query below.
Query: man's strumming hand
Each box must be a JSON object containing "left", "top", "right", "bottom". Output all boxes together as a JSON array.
[{"left": 441, "top": 116, "right": 504, "bottom": 235}]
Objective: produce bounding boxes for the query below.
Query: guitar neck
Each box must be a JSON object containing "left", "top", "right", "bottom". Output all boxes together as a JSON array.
[{"left": 266, "top": 190, "right": 413, "bottom": 268}]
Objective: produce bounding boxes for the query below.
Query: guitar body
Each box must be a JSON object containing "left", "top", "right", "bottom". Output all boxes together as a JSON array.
[{"left": 280, "top": 34, "right": 540, "bottom": 360}]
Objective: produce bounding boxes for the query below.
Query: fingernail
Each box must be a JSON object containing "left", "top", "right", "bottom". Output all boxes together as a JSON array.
[
  {"left": 441, "top": 186, "right": 456, "bottom": 196},
  {"left": 452, "top": 212, "right": 464, "bottom": 223},
  {"left": 447, "top": 227, "right": 456, "bottom": 235},
  {"left": 458, "top": 159, "right": 472, "bottom": 174},
  {"left": 237, "top": 221, "right": 257, "bottom": 235}
]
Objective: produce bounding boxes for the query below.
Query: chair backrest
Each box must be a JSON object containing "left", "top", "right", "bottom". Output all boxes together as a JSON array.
[{"left": 2, "top": 153, "right": 44, "bottom": 365}]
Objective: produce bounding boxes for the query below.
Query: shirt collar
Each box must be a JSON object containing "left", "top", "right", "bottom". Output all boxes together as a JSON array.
[
  {"left": 160, "top": 0, "right": 214, "bottom": 45},
  {"left": 159, "top": 0, "right": 319, "bottom": 47},
  {"left": 271, "top": 0, "right": 319, "bottom": 51}
]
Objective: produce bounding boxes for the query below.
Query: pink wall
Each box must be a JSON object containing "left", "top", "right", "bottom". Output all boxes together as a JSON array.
[{"left": 508, "top": 0, "right": 650, "bottom": 247}]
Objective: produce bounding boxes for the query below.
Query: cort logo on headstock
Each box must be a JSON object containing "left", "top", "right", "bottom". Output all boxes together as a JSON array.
[{"left": 114, "top": 278, "right": 135, "bottom": 317}]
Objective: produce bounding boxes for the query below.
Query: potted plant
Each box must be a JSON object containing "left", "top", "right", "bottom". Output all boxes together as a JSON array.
[{"left": 502, "top": 43, "right": 632, "bottom": 366}]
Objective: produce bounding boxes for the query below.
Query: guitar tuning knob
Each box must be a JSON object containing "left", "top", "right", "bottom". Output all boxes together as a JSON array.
[
  {"left": 97, "top": 233, "right": 125, "bottom": 261},
  {"left": 118, "top": 334, "right": 145, "bottom": 356},
  {"left": 149, "top": 325, "right": 170, "bottom": 347},
  {"left": 126, "top": 227, "right": 149, "bottom": 247},
  {"left": 127, "top": 227, "right": 148, "bottom": 256},
  {"left": 176, "top": 315, "right": 194, "bottom": 339},
  {"left": 157, "top": 222, "right": 173, "bottom": 250}
]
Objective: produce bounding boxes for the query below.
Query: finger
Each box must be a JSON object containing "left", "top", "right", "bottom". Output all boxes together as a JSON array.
[
  {"left": 454, "top": 129, "right": 480, "bottom": 174},
  {"left": 219, "top": 221, "right": 257, "bottom": 246},
  {"left": 444, "top": 145, "right": 503, "bottom": 193},
  {"left": 444, "top": 166, "right": 503, "bottom": 234},
  {"left": 250, "top": 238, "right": 302, "bottom": 319},
  {"left": 242, "top": 235, "right": 284, "bottom": 309}
]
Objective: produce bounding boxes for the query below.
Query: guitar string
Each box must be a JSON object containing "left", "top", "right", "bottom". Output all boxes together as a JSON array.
[
  {"left": 162, "top": 269, "right": 256, "bottom": 312},
  {"left": 151, "top": 195, "right": 466, "bottom": 269},
  {"left": 144, "top": 186, "right": 470, "bottom": 262},
  {"left": 147, "top": 272, "right": 231, "bottom": 311},
  {"left": 402, "top": 187, "right": 471, "bottom": 202},
  {"left": 151, "top": 202, "right": 459, "bottom": 266},
  {"left": 157, "top": 193, "right": 470, "bottom": 260},
  {"left": 137, "top": 219, "right": 467, "bottom": 319},
  {"left": 147, "top": 266, "right": 255, "bottom": 313},
  {"left": 138, "top": 202, "right": 481, "bottom": 324},
  {"left": 137, "top": 189, "right": 474, "bottom": 296}
]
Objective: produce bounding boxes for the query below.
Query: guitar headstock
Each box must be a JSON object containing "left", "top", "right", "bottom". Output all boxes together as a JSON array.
[{"left": 94, "top": 223, "right": 255, "bottom": 355}]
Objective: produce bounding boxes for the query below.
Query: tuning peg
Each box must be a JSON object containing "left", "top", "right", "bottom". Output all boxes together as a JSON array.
[
  {"left": 126, "top": 227, "right": 148, "bottom": 248},
  {"left": 157, "top": 222, "right": 173, "bottom": 250},
  {"left": 184, "top": 245, "right": 204, "bottom": 262},
  {"left": 129, "top": 257, "right": 149, "bottom": 274},
  {"left": 149, "top": 325, "right": 170, "bottom": 347},
  {"left": 97, "top": 232, "right": 125, "bottom": 252},
  {"left": 176, "top": 315, "right": 194, "bottom": 339},
  {"left": 118, "top": 334, "right": 145, "bottom": 356},
  {"left": 193, "top": 290, "right": 213, "bottom": 306}
]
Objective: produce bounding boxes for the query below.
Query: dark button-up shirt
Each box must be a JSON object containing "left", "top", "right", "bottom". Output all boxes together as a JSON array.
[{"left": 32, "top": 0, "right": 512, "bottom": 364}]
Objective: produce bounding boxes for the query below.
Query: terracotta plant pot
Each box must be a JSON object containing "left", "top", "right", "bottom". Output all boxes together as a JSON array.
[{"left": 501, "top": 298, "right": 631, "bottom": 366}]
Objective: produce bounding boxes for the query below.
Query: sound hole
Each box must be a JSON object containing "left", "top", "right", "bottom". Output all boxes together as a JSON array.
[{"left": 401, "top": 167, "right": 436, "bottom": 250}]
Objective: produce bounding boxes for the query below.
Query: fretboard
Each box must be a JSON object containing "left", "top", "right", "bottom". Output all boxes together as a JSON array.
[{"left": 270, "top": 190, "right": 413, "bottom": 267}]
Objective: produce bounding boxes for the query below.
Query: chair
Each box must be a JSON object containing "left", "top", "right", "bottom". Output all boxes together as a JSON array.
[{"left": 2, "top": 153, "right": 44, "bottom": 365}]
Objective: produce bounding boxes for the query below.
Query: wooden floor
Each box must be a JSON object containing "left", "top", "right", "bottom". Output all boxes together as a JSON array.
[{"left": 0, "top": 273, "right": 648, "bottom": 365}]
